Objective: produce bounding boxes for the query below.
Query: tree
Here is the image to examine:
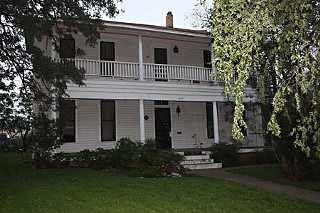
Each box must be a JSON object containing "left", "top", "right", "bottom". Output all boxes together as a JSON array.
[
  {"left": 211, "top": 0, "right": 320, "bottom": 178},
  {"left": 0, "top": 0, "right": 121, "bottom": 153}
]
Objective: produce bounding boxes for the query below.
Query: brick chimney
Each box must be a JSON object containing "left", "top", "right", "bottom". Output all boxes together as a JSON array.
[{"left": 166, "top": 11, "right": 173, "bottom": 28}]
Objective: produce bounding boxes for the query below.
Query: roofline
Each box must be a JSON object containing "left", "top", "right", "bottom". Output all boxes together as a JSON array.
[{"left": 103, "top": 21, "right": 211, "bottom": 39}]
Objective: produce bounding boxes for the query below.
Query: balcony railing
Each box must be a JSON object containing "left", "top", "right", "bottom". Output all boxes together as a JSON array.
[{"left": 71, "top": 59, "right": 235, "bottom": 83}]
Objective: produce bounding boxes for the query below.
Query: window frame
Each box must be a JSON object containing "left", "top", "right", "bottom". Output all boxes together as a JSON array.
[
  {"left": 59, "top": 100, "right": 76, "bottom": 143},
  {"left": 206, "top": 102, "right": 214, "bottom": 139},
  {"left": 101, "top": 100, "right": 116, "bottom": 142},
  {"left": 59, "top": 38, "right": 75, "bottom": 59}
]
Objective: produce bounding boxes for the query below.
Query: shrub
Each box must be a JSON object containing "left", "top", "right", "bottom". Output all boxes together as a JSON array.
[
  {"left": 140, "top": 139, "right": 185, "bottom": 177},
  {"left": 49, "top": 138, "right": 185, "bottom": 177},
  {"left": 114, "top": 138, "right": 142, "bottom": 169},
  {"left": 210, "top": 142, "right": 238, "bottom": 167},
  {"left": 252, "top": 148, "right": 277, "bottom": 164}
]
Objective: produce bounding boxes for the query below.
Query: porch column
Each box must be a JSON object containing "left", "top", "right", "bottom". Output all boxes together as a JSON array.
[
  {"left": 139, "top": 99, "right": 146, "bottom": 142},
  {"left": 138, "top": 35, "right": 144, "bottom": 81},
  {"left": 51, "top": 34, "right": 57, "bottom": 120},
  {"left": 213, "top": 101, "right": 220, "bottom": 143}
]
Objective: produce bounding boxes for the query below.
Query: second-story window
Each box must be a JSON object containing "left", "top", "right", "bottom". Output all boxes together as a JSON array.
[
  {"left": 100, "top": 42, "right": 115, "bottom": 76},
  {"left": 203, "top": 50, "right": 212, "bottom": 68},
  {"left": 60, "top": 38, "right": 75, "bottom": 59}
]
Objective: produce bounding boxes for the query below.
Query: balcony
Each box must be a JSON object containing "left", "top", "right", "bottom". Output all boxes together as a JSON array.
[{"left": 72, "top": 59, "right": 235, "bottom": 84}]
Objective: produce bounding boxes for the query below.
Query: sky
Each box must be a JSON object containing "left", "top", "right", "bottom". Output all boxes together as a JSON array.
[{"left": 105, "top": 0, "right": 213, "bottom": 29}]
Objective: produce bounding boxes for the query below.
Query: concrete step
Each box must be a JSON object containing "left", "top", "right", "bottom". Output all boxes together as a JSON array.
[
  {"left": 201, "top": 151, "right": 211, "bottom": 155},
  {"left": 182, "top": 159, "right": 214, "bottom": 165},
  {"left": 184, "top": 154, "right": 210, "bottom": 160},
  {"left": 184, "top": 163, "right": 222, "bottom": 170}
]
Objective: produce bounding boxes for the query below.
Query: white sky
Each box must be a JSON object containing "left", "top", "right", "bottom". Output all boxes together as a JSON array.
[{"left": 105, "top": 0, "right": 213, "bottom": 29}]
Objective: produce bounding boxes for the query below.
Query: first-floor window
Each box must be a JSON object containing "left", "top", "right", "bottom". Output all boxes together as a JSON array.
[
  {"left": 206, "top": 102, "right": 214, "bottom": 139},
  {"left": 101, "top": 100, "right": 116, "bottom": 141},
  {"left": 60, "top": 100, "right": 76, "bottom": 142}
]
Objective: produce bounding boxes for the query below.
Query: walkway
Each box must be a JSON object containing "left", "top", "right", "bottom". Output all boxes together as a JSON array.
[{"left": 190, "top": 169, "right": 320, "bottom": 204}]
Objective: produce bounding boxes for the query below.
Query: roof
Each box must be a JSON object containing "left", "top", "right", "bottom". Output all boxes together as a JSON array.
[{"left": 102, "top": 20, "right": 211, "bottom": 38}]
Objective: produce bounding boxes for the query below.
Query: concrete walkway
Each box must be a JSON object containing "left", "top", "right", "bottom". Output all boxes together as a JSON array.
[{"left": 190, "top": 169, "right": 320, "bottom": 204}]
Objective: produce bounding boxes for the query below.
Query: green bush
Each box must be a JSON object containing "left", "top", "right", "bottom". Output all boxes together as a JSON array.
[
  {"left": 252, "top": 149, "right": 277, "bottom": 164},
  {"left": 49, "top": 138, "right": 185, "bottom": 177},
  {"left": 114, "top": 138, "right": 142, "bottom": 169},
  {"left": 140, "top": 139, "right": 185, "bottom": 177},
  {"left": 210, "top": 142, "right": 238, "bottom": 167}
]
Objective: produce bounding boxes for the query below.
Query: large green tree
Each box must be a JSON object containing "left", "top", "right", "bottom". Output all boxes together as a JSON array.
[
  {"left": 212, "top": 0, "right": 320, "bottom": 177},
  {"left": 0, "top": 0, "right": 121, "bottom": 151}
]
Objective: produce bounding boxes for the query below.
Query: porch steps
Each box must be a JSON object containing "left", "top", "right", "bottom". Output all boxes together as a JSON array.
[{"left": 178, "top": 151, "right": 222, "bottom": 170}]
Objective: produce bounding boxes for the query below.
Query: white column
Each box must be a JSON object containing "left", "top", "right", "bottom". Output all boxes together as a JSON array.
[
  {"left": 139, "top": 99, "right": 146, "bottom": 142},
  {"left": 51, "top": 33, "right": 57, "bottom": 120},
  {"left": 138, "top": 35, "right": 144, "bottom": 81},
  {"left": 213, "top": 101, "right": 220, "bottom": 143}
]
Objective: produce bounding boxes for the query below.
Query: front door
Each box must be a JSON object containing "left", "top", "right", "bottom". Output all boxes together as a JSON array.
[
  {"left": 155, "top": 108, "right": 172, "bottom": 149},
  {"left": 154, "top": 48, "right": 168, "bottom": 80}
]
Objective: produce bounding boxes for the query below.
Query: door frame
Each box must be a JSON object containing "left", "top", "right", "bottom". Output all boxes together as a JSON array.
[{"left": 154, "top": 103, "right": 172, "bottom": 149}]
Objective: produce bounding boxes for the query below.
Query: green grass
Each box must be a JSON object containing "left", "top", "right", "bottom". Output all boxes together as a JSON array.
[
  {"left": 229, "top": 165, "right": 320, "bottom": 192},
  {"left": 1, "top": 153, "right": 320, "bottom": 212}
]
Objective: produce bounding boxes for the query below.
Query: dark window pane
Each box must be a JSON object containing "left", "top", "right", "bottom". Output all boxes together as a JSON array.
[
  {"left": 60, "top": 38, "right": 75, "bottom": 59},
  {"left": 100, "top": 42, "right": 115, "bottom": 61},
  {"left": 154, "top": 100, "right": 169, "bottom": 105},
  {"left": 203, "top": 50, "right": 212, "bottom": 68},
  {"left": 60, "top": 100, "right": 76, "bottom": 142},
  {"left": 206, "top": 102, "right": 214, "bottom": 139},
  {"left": 101, "top": 100, "right": 116, "bottom": 141}
]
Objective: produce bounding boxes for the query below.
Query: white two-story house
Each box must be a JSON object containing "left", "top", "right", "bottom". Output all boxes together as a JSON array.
[{"left": 35, "top": 12, "right": 264, "bottom": 154}]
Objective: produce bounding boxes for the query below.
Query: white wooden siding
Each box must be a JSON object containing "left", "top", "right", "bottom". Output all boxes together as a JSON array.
[
  {"left": 142, "top": 37, "right": 211, "bottom": 67},
  {"left": 34, "top": 35, "right": 52, "bottom": 57},
  {"left": 116, "top": 100, "right": 155, "bottom": 141},
  {"left": 116, "top": 100, "right": 140, "bottom": 140},
  {"left": 72, "top": 32, "right": 139, "bottom": 62},
  {"left": 218, "top": 103, "right": 264, "bottom": 147},
  {"left": 58, "top": 99, "right": 263, "bottom": 153},
  {"left": 58, "top": 100, "right": 116, "bottom": 152},
  {"left": 63, "top": 32, "right": 210, "bottom": 67},
  {"left": 171, "top": 101, "right": 214, "bottom": 149}
]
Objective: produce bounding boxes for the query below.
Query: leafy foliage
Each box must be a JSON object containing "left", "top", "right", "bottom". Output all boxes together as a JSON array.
[
  {"left": 47, "top": 138, "right": 185, "bottom": 177},
  {"left": 210, "top": 142, "right": 238, "bottom": 167},
  {"left": 212, "top": 1, "right": 320, "bottom": 161},
  {"left": 0, "top": 0, "right": 121, "bottom": 152}
]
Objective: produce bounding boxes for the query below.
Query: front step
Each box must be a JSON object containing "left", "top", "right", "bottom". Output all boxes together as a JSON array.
[
  {"left": 178, "top": 152, "right": 222, "bottom": 170},
  {"left": 184, "top": 154, "right": 210, "bottom": 160},
  {"left": 184, "top": 162, "right": 222, "bottom": 170},
  {"left": 182, "top": 158, "right": 214, "bottom": 165}
]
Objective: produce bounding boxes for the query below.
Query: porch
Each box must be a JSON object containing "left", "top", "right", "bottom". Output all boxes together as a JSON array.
[{"left": 72, "top": 59, "right": 237, "bottom": 84}]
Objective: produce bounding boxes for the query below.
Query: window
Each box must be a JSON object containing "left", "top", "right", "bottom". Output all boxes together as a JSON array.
[
  {"left": 60, "top": 100, "right": 76, "bottom": 142},
  {"left": 154, "top": 100, "right": 169, "bottom": 106},
  {"left": 100, "top": 42, "right": 115, "bottom": 76},
  {"left": 203, "top": 50, "right": 212, "bottom": 68},
  {"left": 206, "top": 102, "right": 214, "bottom": 139},
  {"left": 60, "top": 38, "right": 75, "bottom": 59},
  {"left": 101, "top": 100, "right": 116, "bottom": 141}
]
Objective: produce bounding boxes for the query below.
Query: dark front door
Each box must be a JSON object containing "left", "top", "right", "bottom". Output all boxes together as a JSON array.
[
  {"left": 100, "top": 42, "right": 115, "bottom": 76},
  {"left": 155, "top": 108, "right": 172, "bottom": 149},
  {"left": 154, "top": 48, "right": 168, "bottom": 80}
]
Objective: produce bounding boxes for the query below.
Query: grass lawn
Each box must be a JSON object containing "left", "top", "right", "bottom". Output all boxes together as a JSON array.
[
  {"left": 1, "top": 153, "right": 320, "bottom": 213},
  {"left": 229, "top": 165, "right": 320, "bottom": 192}
]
